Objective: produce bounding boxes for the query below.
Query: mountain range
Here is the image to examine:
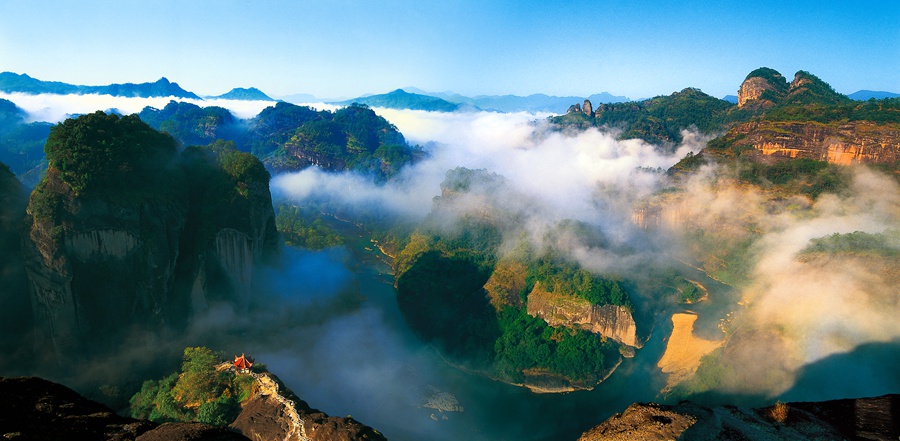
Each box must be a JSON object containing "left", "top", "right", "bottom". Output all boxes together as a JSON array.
[
  {"left": 403, "top": 87, "right": 632, "bottom": 113},
  {"left": 0, "top": 72, "right": 201, "bottom": 99},
  {"left": 1, "top": 71, "right": 896, "bottom": 113}
]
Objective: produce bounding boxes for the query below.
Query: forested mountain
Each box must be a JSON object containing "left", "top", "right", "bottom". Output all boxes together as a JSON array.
[
  {"left": 403, "top": 87, "right": 631, "bottom": 113},
  {"left": 553, "top": 67, "right": 900, "bottom": 167},
  {"left": 0, "top": 72, "right": 200, "bottom": 99},
  {"left": 246, "top": 102, "right": 421, "bottom": 178},
  {"left": 553, "top": 87, "right": 737, "bottom": 145},
  {"left": 210, "top": 87, "right": 274, "bottom": 101},
  {"left": 24, "top": 112, "right": 278, "bottom": 363},
  {"left": 0, "top": 98, "right": 52, "bottom": 187},
  {"left": 138, "top": 101, "right": 242, "bottom": 147},
  {"left": 338, "top": 89, "right": 470, "bottom": 112}
]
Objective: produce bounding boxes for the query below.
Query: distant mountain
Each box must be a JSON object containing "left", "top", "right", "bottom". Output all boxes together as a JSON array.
[
  {"left": 849, "top": 90, "right": 900, "bottom": 101},
  {"left": 403, "top": 88, "right": 630, "bottom": 113},
  {"left": 722, "top": 95, "right": 738, "bottom": 104},
  {"left": 138, "top": 101, "right": 240, "bottom": 146},
  {"left": 278, "top": 93, "right": 322, "bottom": 104},
  {"left": 210, "top": 87, "right": 274, "bottom": 101},
  {"left": 0, "top": 72, "right": 201, "bottom": 99},
  {"left": 338, "top": 89, "right": 469, "bottom": 112}
]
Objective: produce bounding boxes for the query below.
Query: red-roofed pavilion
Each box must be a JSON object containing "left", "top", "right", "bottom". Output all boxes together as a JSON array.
[{"left": 234, "top": 353, "right": 253, "bottom": 372}]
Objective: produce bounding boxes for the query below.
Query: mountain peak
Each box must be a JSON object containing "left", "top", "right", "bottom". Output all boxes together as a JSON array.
[
  {"left": 737, "top": 67, "right": 789, "bottom": 108},
  {"left": 783, "top": 70, "right": 849, "bottom": 105},
  {"left": 212, "top": 87, "right": 274, "bottom": 101}
]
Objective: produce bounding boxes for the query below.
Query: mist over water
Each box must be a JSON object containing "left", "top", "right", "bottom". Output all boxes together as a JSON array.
[
  {"left": 6, "top": 96, "right": 899, "bottom": 439},
  {"left": 271, "top": 107, "right": 900, "bottom": 417}
]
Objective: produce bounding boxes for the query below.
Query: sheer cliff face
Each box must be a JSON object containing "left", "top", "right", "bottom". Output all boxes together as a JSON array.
[
  {"left": 0, "top": 162, "right": 32, "bottom": 365},
  {"left": 729, "top": 120, "right": 900, "bottom": 166},
  {"left": 23, "top": 115, "right": 278, "bottom": 362},
  {"left": 526, "top": 283, "right": 641, "bottom": 348},
  {"left": 22, "top": 166, "right": 190, "bottom": 361}
]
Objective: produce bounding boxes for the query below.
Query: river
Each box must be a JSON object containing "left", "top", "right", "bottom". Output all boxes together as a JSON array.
[{"left": 257, "top": 219, "right": 739, "bottom": 441}]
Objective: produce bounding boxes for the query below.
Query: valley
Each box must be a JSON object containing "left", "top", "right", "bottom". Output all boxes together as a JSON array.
[{"left": 0, "top": 64, "right": 898, "bottom": 440}]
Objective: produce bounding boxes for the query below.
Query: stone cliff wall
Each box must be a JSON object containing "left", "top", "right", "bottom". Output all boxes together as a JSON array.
[
  {"left": 732, "top": 120, "right": 900, "bottom": 165},
  {"left": 526, "top": 283, "right": 641, "bottom": 348},
  {"left": 738, "top": 76, "right": 779, "bottom": 108},
  {"left": 214, "top": 228, "right": 255, "bottom": 305},
  {"left": 23, "top": 186, "right": 187, "bottom": 361},
  {"left": 24, "top": 166, "right": 277, "bottom": 363}
]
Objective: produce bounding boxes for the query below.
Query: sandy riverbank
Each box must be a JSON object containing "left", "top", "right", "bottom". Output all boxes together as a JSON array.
[{"left": 657, "top": 313, "right": 723, "bottom": 390}]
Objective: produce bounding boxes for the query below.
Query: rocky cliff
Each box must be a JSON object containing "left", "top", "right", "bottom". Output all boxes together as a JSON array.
[
  {"left": 578, "top": 394, "right": 900, "bottom": 440},
  {"left": 0, "top": 376, "right": 249, "bottom": 441},
  {"left": 230, "top": 371, "right": 385, "bottom": 441},
  {"left": 737, "top": 67, "right": 789, "bottom": 109},
  {"left": 0, "top": 162, "right": 31, "bottom": 368},
  {"left": 23, "top": 113, "right": 278, "bottom": 363},
  {"left": 724, "top": 120, "right": 900, "bottom": 165},
  {"left": 526, "top": 282, "right": 641, "bottom": 348}
]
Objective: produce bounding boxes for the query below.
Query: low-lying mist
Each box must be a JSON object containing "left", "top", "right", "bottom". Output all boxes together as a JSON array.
[
  {"left": 273, "top": 107, "right": 900, "bottom": 404},
  {"left": 8, "top": 102, "right": 898, "bottom": 439},
  {"left": 0, "top": 92, "right": 337, "bottom": 122}
]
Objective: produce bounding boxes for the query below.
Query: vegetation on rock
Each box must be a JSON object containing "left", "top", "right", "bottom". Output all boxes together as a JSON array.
[{"left": 130, "top": 347, "right": 255, "bottom": 426}]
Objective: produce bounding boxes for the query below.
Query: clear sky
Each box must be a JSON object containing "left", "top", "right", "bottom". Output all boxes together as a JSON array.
[{"left": 0, "top": 0, "right": 897, "bottom": 100}]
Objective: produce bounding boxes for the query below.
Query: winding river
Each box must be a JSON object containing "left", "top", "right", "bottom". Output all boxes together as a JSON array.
[{"left": 258, "top": 219, "right": 739, "bottom": 441}]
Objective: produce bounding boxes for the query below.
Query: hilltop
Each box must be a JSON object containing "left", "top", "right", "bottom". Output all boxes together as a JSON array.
[
  {"left": 338, "top": 89, "right": 471, "bottom": 112},
  {"left": 552, "top": 67, "right": 900, "bottom": 167},
  {"left": 209, "top": 87, "right": 274, "bottom": 101}
]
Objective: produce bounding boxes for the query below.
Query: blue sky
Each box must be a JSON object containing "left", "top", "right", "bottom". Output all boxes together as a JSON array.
[{"left": 0, "top": 0, "right": 897, "bottom": 99}]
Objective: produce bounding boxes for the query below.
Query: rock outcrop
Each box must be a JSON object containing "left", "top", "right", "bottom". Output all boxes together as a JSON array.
[
  {"left": 526, "top": 282, "right": 641, "bottom": 348},
  {"left": 737, "top": 67, "right": 789, "bottom": 108},
  {"left": 582, "top": 99, "right": 593, "bottom": 116},
  {"left": 22, "top": 113, "right": 278, "bottom": 363},
  {"left": 0, "top": 376, "right": 249, "bottom": 441},
  {"left": 578, "top": 395, "right": 900, "bottom": 440},
  {"left": 726, "top": 120, "right": 900, "bottom": 165},
  {"left": 231, "top": 371, "right": 386, "bottom": 441}
]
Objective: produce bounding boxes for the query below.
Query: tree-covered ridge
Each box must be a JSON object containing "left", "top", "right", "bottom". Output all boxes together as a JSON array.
[
  {"left": 744, "top": 67, "right": 790, "bottom": 92},
  {"left": 250, "top": 102, "right": 420, "bottom": 178},
  {"left": 762, "top": 96, "right": 900, "bottom": 124},
  {"left": 0, "top": 72, "right": 200, "bottom": 99},
  {"left": 44, "top": 111, "right": 179, "bottom": 196},
  {"left": 210, "top": 87, "right": 273, "bottom": 101},
  {"left": 552, "top": 87, "right": 736, "bottom": 146},
  {"left": 782, "top": 70, "right": 851, "bottom": 107},
  {"left": 275, "top": 204, "right": 345, "bottom": 249},
  {"left": 130, "top": 347, "right": 256, "bottom": 426},
  {"left": 31, "top": 114, "right": 277, "bottom": 258},
  {"left": 801, "top": 230, "right": 900, "bottom": 256},
  {"left": 525, "top": 257, "right": 629, "bottom": 307},
  {"left": 552, "top": 68, "right": 899, "bottom": 152},
  {"left": 0, "top": 98, "right": 52, "bottom": 186},
  {"left": 338, "top": 89, "right": 466, "bottom": 112},
  {"left": 138, "top": 101, "right": 239, "bottom": 147}
]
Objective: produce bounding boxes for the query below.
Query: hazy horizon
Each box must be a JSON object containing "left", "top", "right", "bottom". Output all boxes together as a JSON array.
[{"left": 1, "top": 1, "right": 897, "bottom": 100}]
